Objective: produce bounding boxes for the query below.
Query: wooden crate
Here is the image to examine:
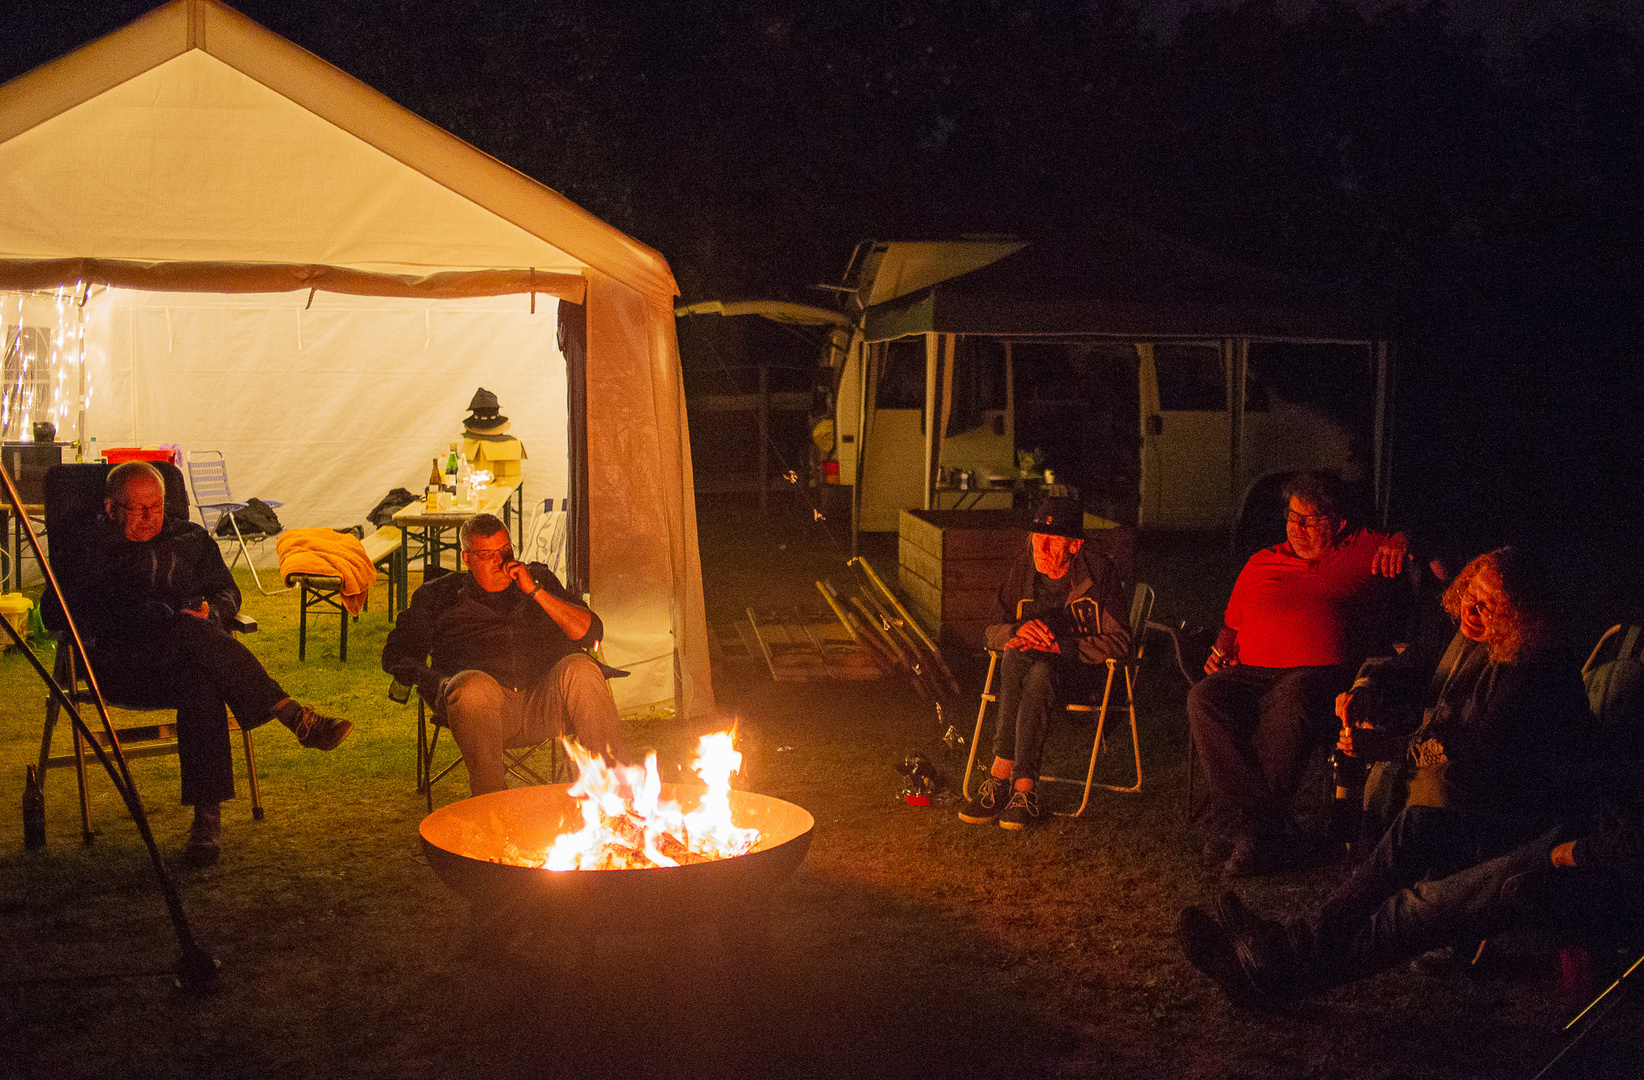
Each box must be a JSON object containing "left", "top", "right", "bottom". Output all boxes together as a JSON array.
[{"left": 897, "top": 509, "right": 1137, "bottom": 651}]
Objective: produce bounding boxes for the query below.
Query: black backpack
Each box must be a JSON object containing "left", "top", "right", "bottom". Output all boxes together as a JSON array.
[
  {"left": 216, "top": 497, "right": 283, "bottom": 537},
  {"left": 367, "top": 488, "right": 417, "bottom": 528}
]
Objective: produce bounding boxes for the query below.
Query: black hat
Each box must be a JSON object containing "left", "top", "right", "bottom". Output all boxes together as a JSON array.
[
  {"left": 1030, "top": 495, "right": 1085, "bottom": 540},
  {"left": 464, "top": 387, "right": 509, "bottom": 430}
]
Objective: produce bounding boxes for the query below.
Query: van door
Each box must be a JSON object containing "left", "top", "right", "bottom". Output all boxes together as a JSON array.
[{"left": 1138, "top": 342, "right": 1232, "bottom": 530}]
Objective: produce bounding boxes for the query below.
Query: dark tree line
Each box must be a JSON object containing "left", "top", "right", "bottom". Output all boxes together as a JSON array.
[{"left": 6, "top": 0, "right": 1644, "bottom": 549}]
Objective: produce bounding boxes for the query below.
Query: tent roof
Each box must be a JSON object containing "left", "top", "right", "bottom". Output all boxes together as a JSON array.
[
  {"left": 862, "top": 220, "right": 1377, "bottom": 343},
  {"left": 0, "top": 0, "right": 676, "bottom": 300}
]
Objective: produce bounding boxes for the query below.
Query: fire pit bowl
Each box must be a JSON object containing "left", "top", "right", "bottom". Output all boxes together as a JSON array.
[{"left": 420, "top": 784, "right": 815, "bottom": 932}]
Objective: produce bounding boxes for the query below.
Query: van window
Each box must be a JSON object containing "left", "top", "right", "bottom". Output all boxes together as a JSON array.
[
  {"left": 876, "top": 337, "right": 927, "bottom": 409},
  {"left": 1155, "top": 344, "right": 1225, "bottom": 411}
]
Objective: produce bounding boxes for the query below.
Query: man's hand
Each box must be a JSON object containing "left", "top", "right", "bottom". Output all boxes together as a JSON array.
[
  {"left": 1551, "top": 841, "right": 1577, "bottom": 868},
  {"left": 1336, "top": 723, "right": 1357, "bottom": 756},
  {"left": 183, "top": 601, "right": 210, "bottom": 620},
  {"left": 1005, "top": 618, "right": 1060, "bottom": 654},
  {"left": 1372, "top": 532, "right": 1410, "bottom": 578},
  {"left": 504, "top": 560, "right": 539, "bottom": 597},
  {"left": 1204, "top": 647, "right": 1237, "bottom": 675}
]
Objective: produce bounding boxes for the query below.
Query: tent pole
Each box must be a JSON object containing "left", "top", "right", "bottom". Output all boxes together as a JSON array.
[
  {"left": 1228, "top": 338, "right": 1247, "bottom": 552},
  {"left": 851, "top": 339, "right": 869, "bottom": 557},
  {"left": 1372, "top": 340, "right": 1392, "bottom": 527},
  {"left": 922, "top": 333, "right": 939, "bottom": 511}
]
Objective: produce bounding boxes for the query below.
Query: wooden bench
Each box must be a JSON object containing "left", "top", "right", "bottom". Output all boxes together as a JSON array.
[{"left": 286, "top": 526, "right": 402, "bottom": 661}]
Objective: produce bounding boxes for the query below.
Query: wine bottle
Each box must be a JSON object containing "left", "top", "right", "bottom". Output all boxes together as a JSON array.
[
  {"left": 1329, "top": 749, "right": 1367, "bottom": 850},
  {"left": 426, "top": 457, "right": 442, "bottom": 512},
  {"left": 23, "top": 764, "right": 45, "bottom": 849},
  {"left": 444, "top": 443, "right": 459, "bottom": 494}
]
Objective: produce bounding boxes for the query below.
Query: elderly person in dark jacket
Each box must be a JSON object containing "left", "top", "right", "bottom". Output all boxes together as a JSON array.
[
  {"left": 80, "top": 462, "right": 351, "bottom": 865},
  {"left": 957, "top": 495, "right": 1129, "bottom": 830},
  {"left": 381, "top": 512, "right": 627, "bottom": 796}
]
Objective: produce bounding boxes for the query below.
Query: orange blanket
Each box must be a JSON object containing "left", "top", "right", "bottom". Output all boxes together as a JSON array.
[{"left": 276, "top": 529, "right": 377, "bottom": 616}]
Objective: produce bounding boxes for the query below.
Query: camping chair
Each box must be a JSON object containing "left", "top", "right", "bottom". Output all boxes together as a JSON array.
[
  {"left": 36, "top": 462, "right": 264, "bottom": 840},
  {"left": 185, "top": 449, "right": 287, "bottom": 595},
  {"left": 962, "top": 582, "right": 1155, "bottom": 816},
  {"left": 284, "top": 526, "right": 404, "bottom": 661},
  {"left": 409, "top": 650, "right": 630, "bottom": 810}
]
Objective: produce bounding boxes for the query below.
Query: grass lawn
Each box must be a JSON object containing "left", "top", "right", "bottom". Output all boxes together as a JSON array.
[{"left": 0, "top": 501, "right": 1639, "bottom": 1079}]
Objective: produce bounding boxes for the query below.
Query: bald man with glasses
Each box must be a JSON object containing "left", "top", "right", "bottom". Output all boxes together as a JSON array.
[
  {"left": 381, "top": 512, "right": 628, "bottom": 796},
  {"left": 78, "top": 462, "right": 352, "bottom": 865}
]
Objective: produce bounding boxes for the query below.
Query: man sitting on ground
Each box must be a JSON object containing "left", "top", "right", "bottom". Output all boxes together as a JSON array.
[
  {"left": 957, "top": 494, "right": 1129, "bottom": 830},
  {"left": 1179, "top": 731, "right": 1638, "bottom": 1009},
  {"left": 381, "top": 513, "right": 629, "bottom": 796},
  {"left": 1189, "top": 473, "right": 1408, "bottom": 874},
  {"left": 77, "top": 462, "right": 352, "bottom": 865}
]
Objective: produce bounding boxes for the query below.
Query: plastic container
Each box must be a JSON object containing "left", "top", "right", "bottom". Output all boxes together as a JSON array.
[
  {"left": 0, "top": 593, "right": 33, "bottom": 646},
  {"left": 103, "top": 447, "right": 175, "bottom": 464}
]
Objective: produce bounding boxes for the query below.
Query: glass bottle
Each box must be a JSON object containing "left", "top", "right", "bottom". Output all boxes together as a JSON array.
[{"left": 426, "top": 457, "right": 442, "bottom": 512}]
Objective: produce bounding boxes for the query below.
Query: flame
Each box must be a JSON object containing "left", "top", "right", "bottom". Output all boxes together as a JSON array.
[{"left": 498, "top": 730, "right": 760, "bottom": 872}]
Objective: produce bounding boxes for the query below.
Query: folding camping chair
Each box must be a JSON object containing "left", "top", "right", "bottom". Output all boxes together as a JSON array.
[
  {"left": 962, "top": 582, "right": 1155, "bottom": 816},
  {"left": 186, "top": 449, "right": 287, "bottom": 595},
  {"left": 408, "top": 651, "right": 630, "bottom": 810},
  {"left": 37, "top": 462, "right": 265, "bottom": 840}
]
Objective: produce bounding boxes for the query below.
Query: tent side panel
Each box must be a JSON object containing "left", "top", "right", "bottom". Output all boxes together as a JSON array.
[
  {"left": 80, "top": 289, "right": 568, "bottom": 535},
  {"left": 585, "top": 273, "right": 711, "bottom": 716}
]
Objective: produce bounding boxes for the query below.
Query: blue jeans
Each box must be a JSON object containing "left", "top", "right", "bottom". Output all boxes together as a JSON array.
[{"left": 1295, "top": 812, "right": 1568, "bottom": 990}]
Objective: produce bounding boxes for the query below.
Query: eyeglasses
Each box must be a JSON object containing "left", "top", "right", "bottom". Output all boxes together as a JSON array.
[
  {"left": 116, "top": 502, "right": 165, "bottom": 519},
  {"left": 1286, "top": 510, "right": 1333, "bottom": 529},
  {"left": 464, "top": 547, "right": 514, "bottom": 566}
]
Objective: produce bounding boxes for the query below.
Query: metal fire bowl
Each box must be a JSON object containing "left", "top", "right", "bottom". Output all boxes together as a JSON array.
[{"left": 420, "top": 784, "right": 815, "bottom": 932}]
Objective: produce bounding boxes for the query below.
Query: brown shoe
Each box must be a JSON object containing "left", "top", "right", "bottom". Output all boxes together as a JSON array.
[
  {"left": 184, "top": 803, "right": 221, "bottom": 866},
  {"left": 291, "top": 705, "right": 353, "bottom": 750}
]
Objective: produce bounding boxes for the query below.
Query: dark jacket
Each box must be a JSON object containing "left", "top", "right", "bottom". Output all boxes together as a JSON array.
[
  {"left": 380, "top": 563, "right": 601, "bottom": 700},
  {"left": 1352, "top": 630, "right": 1594, "bottom": 836},
  {"left": 78, "top": 517, "right": 240, "bottom": 643},
  {"left": 984, "top": 546, "right": 1130, "bottom": 665}
]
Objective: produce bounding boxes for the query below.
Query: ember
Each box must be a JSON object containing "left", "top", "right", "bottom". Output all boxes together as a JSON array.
[{"left": 492, "top": 731, "right": 761, "bottom": 871}]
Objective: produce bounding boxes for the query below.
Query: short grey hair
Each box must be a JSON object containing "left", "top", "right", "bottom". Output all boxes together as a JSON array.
[
  {"left": 458, "top": 513, "right": 509, "bottom": 550},
  {"left": 106, "top": 461, "right": 165, "bottom": 504}
]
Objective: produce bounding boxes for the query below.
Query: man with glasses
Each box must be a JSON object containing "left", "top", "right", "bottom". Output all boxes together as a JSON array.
[
  {"left": 79, "top": 462, "right": 352, "bottom": 865},
  {"left": 1190, "top": 473, "right": 1408, "bottom": 875},
  {"left": 382, "top": 512, "right": 628, "bottom": 796}
]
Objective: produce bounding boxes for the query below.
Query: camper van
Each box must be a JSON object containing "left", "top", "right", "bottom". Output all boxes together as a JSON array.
[{"left": 681, "top": 229, "right": 1392, "bottom": 541}]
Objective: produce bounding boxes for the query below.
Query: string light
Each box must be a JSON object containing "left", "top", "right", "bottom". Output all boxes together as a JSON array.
[{"left": 1, "top": 284, "right": 94, "bottom": 446}]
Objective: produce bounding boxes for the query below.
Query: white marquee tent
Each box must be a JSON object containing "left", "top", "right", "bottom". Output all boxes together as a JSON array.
[{"left": 0, "top": 0, "right": 711, "bottom": 717}]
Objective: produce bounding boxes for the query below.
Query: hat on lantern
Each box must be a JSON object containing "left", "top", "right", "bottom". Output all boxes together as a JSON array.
[{"left": 464, "top": 387, "right": 509, "bottom": 432}]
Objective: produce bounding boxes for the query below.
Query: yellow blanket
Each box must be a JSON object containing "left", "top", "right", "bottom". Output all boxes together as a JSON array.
[{"left": 276, "top": 529, "right": 378, "bottom": 616}]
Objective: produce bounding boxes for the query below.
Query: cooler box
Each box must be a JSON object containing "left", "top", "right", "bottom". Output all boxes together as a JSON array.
[{"left": 104, "top": 447, "right": 177, "bottom": 465}]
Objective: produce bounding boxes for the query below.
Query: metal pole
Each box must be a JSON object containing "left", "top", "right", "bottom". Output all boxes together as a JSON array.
[
  {"left": 0, "top": 460, "right": 216, "bottom": 991},
  {"left": 851, "top": 339, "right": 869, "bottom": 557},
  {"left": 757, "top": 363, "right": 769, "bottom": 515}
]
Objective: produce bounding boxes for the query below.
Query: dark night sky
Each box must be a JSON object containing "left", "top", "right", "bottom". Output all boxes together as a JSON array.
[{"left": 4, "top": 0, "right": 1644, "bottom": 592}]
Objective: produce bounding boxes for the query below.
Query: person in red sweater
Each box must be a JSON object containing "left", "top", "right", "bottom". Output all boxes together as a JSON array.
[{"left": 1191, "top": 473, "right": 1408, "bottom": 875}]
